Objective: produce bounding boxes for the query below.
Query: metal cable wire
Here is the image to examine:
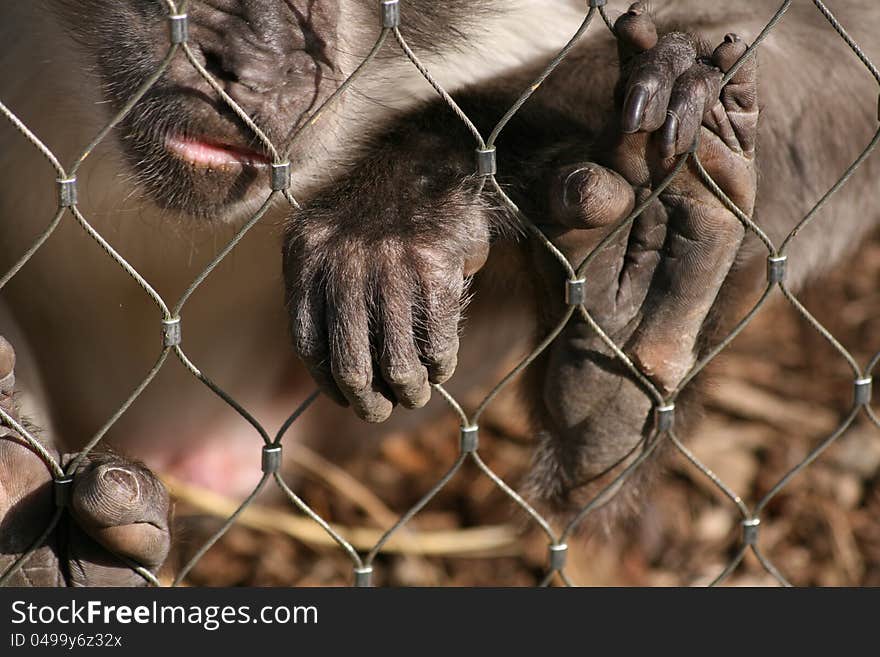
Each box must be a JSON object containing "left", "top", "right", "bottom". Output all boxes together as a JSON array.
[{"left": 0, "top": 0, "right": 878, "bottom": 588}]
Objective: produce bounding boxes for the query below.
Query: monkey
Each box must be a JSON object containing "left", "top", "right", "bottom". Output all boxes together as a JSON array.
[
  {"left": 0, "top": 0, "right": 588, "bottom": 586},
  {"left": 1, "top": 0, "right": 879, "bottom": 585}
]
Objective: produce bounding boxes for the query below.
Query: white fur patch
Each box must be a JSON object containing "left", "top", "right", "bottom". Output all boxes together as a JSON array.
[{"left": 359, "top": 0, "right": 592, "bottom": 106}]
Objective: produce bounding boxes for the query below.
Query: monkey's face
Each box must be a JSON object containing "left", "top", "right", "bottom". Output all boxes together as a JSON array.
[{"left": 54, "top": 0, "right": 341, "bottom": 219}]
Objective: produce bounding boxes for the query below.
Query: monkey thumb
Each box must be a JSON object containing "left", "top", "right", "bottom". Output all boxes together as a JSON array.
[{"left": 548, "top": 163, "right": 635, "bottom": 230}]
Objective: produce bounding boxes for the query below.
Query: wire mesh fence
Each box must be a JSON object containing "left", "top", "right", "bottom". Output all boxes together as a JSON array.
[{"left": 1, "top": 0, "right": 878, "bottom": 587}]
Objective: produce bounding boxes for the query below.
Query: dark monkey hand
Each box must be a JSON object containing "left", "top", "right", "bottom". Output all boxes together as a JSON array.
[
  {"left": 0, "top": 337, "right": 171, "bottom": 586},
  {"left": 284, "top": 124, "right": 492, "bottom": 423}
]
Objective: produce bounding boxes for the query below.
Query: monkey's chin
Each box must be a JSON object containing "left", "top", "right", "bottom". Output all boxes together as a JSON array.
[{"left": 131, "top": 134, "right": 274, "bottom": 222}]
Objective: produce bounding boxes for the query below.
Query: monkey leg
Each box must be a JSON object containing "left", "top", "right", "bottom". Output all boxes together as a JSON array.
[
  {"left": 613, "top": 4, "right": 760, "bottom": 392},
  {"left": 525, "top": 4, "right": 759, "bottom": 512},
  {"left": 0, "top": 336, "right": 170, "bottom": 586}
]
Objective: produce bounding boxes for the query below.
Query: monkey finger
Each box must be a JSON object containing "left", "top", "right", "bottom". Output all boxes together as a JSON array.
[
  {"left": 0, "top": 335, "right": 14, "bottom": 389},
  {"left": 714, "top": 34, "right": 757, "bottom": 95},
  {"left": 69, "top": 454, "right": 170, "bottom": 566},
  {"left": 621, "top": 33, "right": 699, "bottom": 134},
  {"left": 713, "top": 34, "right": 758, "bottom": 154},
  {"left": 327, "top": 272, "right": 394, "bottom": 423},
  {"left": 659, "top": 64, "right": 722, "bottom": 158},
  {"left": 614, "top": 2, "right": 659, "bottom": 63},
  {"left": 549, "top": 163, "right": 636, "bottom": 229},
  {"left": 68, "top": 453, "right": 170, "bottom": 579},
  {"left": 290, "top": 284, "right": 348, "bottom": 406},
  {"left": 0, "top": 336, "right": 61, "bottom": 469},
  {"left": 377, "top": 272, "right": 431, "bottom": 410},
  {"left": 416, "top": 265, "right": 464, "bottom": 385},
  {"left": 0, "top": 336, "right": 16, "bottom": 419}
]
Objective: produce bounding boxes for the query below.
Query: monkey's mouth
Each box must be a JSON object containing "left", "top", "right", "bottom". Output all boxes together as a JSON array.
[{"left": 165, "top": 134, "right": 271, "bottom": 169}]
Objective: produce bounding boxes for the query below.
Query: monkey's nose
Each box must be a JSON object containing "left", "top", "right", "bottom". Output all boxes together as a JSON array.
[
  {"left": 201, "top": 48, "right": 240, "bottom": 86},
  {"left": 195, "top": 41, "right": 304, "bottom": 103}
]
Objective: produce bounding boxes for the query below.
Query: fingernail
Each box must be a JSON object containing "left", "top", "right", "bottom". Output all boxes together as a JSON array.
[
  {"left": 628, "top": 1, "right": 647, "bottom": 16},
  {"left": 100, "top": 466, "right": 141, "bottom": 502},
  {"left": 562, "top": 167, "right": 596, "bottom": 208},
  {"left": 622, "top": 85, "right": 650, "bottom": 133},
  {"left": 661, "top": 112, "right": 679, "bottom": 158}
]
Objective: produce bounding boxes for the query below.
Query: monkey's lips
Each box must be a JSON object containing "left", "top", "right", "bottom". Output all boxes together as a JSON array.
[{"left": 165, "top": 135, "right": 271, "bottom": 169}]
